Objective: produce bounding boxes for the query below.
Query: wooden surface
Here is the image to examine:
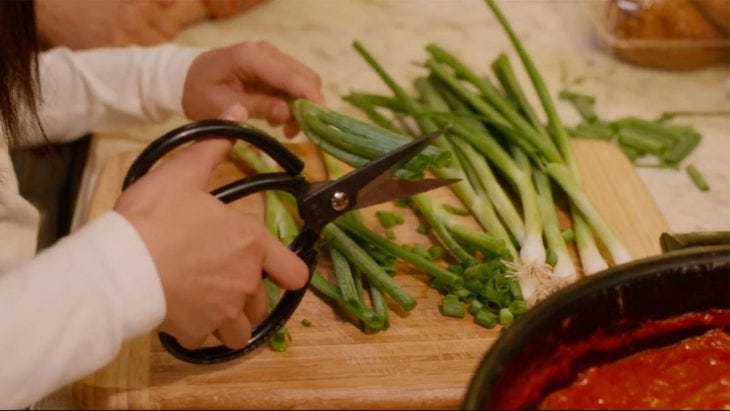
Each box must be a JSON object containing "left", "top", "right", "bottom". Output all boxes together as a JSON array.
[{"left": 70, "top": 138, "right": 669, "bottom": 410}]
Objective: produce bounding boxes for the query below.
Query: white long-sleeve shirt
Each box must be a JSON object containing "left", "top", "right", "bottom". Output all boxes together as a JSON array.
[{"left": 0, "top": 44, "right": 203, "bottom": 409}]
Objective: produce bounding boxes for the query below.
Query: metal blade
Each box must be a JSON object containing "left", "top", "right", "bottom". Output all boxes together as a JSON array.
[
  {"left": 298, "top": 128, "right": 452, "bottom": 232},
  {"left": 332, "top": 128, "right": 446, "bottom": 197},
  {"left": 353, "top": 177, "right": 459, "bottom": 210}
]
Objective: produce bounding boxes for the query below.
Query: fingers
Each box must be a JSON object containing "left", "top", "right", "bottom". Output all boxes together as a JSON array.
[
  {"left": 161, "top": 325, "right": 208, "bottom": 350},
  {"left": 148, "top": 9, "right": 182, "bottom": 40},
  {"left": 214, "top": 315, "right": 252, "bottom": 349},
  {"left": 245, "top": 282, "right": 269, "bottom": 329},
  {"left": 283, "top": 120, "right": 301, "bottom": 138},
  {"left": 236, "top": 93, "right": 289, "bottom": 125},
  {"left": 155, "top": 0, "right": 177, "bottom": 7},
  {"left": 152, "top": 138, "right": 234, "bottom": 190},
  {"left": 220, "top": 102, "right": 249, "bottom": 123},
  {"left": 214, "top": 282, "right": 267, "bottom": 349},
  {"left": 260, "top": 232, "right": 310, "bottom": 291},
  {"left": 144, "top": 103, "right": 245, "bottom": 189},
  {"left": 234, "top": 41, "right": 326, "bottom": 105},
  {"left": 234, "top": 92, "right": 301, "bottom": 138}
]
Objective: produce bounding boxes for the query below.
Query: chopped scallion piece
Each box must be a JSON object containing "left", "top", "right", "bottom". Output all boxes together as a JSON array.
[
  {"left": 375, "top": 210, "right": 405, "bottom": 228},
  {"left": 474, "top": 309, "right": 498, "bottom": 329},
  {"left": 442, "top": 203, "right": 471, "bottom": 216},
  {"left": 686, "top": 164, "right": 710, "bottom": 191},
  {"left": 499, "top": 307, "right": 514, "bottom": 326},
  {"left": 440, "top": 294, "right": 466, "bottom": 318}
]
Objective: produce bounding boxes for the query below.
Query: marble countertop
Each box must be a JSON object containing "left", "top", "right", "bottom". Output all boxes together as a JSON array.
[{"left": 72, "top": 0, "right": 730, "bottom": 236}]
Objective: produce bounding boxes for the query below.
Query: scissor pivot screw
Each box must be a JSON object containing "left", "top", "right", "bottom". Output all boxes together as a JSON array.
[{"left": 331, "top": 191, "right": 350, "bottom": 211}]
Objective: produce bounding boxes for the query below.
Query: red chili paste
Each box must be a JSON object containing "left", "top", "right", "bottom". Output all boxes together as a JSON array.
[{"left": 538, "top": 328, "right": 730, "bottom": 410}]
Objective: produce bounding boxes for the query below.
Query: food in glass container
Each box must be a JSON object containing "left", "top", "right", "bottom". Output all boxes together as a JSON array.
[
  {"left": 598, "top": 0, "right": 729, "bottom": 70},
  {"left": 694, "top": 0, "right": 730, "bottom": 34}
]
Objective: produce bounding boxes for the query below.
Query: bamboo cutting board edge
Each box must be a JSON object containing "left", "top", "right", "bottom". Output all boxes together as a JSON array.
[{"left": 70, "top": 139, "right": 670, "bottom": 409}]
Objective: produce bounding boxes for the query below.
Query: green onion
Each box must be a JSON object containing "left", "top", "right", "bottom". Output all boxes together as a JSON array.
[
  {"left": 617, "top": 128, "right": 667, "bottom": 156},
  {"left": 323, "top": 223, "right": 416, "bottom": 311},
  {"left": 533, "top": 168, "right": 576, "bottom": 281},
  {"left": 686, "top": 164, "right": 710, "bottom": 191},
  {"left": 558, "top": 90, "right": 597, "bottom": 123},
  {"left": 375, "top": 210, "right": 405, "bottom": 228},
  {"left": 508, "top": 299, "right": 529, "bottom": 316},
  {"left": 330, "top": 247, "right": 362, "bottom": 313},
  {"left": 442, "top": 203, "right": 470, "bottom": 216},
  {"left": 440, "top": 294, "right": 466, "bottom": 318},
  {"left": 545, "top": 163, "right": 631, "bottom": 265},
  {"left": 428, "top": 245, "right": 444, "bottom": 260},
  {"left": 561, "top": 228, "right": 575, "bottom": 244},
  {"left": 484, "top": 0, "right": 617, "bottom": 274},
  {"left": 335, "top": 214, "right": 464, "bottom": 292},
  {"left": 474, "top": 309, "right": 499, "bottom": 329},
  {"left": 570, "top": 120, "right": 615, "bottom": 141},
  {"left": 498, "top": 307, "right": 514, "bottom": 326}
]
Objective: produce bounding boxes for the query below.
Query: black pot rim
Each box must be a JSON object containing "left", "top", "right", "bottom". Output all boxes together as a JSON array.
[{"left": 463, "top": 244, "right": 730, "bottom": 410}]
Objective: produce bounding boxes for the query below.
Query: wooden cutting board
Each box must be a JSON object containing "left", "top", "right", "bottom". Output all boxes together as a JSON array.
[{"left": 70, "top": 138, "right": 669, "bottom": 409}]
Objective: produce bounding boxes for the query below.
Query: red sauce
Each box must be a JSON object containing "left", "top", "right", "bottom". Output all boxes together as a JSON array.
[
  {"left": 538, "top": 328, "right": 730, "bottom": 410},
  {"left": 492, "top": 309, "right": 730, "bottom": 409}
]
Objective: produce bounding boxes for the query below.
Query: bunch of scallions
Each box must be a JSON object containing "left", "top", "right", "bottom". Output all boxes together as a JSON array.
[
  {"left": 294, "top": 0, "right": 631, "bottom": 307},
  {"left": 228, "top": 0, "right": 634, "bottom": 349}
]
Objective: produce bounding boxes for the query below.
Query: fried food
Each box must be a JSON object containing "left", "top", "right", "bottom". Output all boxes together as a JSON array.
[{"left": 605, "top": 0, "right": 725, "bottom": 70}]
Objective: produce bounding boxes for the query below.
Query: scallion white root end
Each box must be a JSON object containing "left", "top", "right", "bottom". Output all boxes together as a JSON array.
[{"left": 579, "top": 246, "right": 609, "bottom": 275}]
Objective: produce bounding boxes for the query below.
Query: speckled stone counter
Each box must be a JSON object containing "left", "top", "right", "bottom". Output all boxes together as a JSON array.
[{"left": 73, "top": 0, "right": 730, "bottom": 235}]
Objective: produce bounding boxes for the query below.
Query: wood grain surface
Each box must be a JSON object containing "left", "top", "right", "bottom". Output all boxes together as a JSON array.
[{"left": 70, "top": 139, "right": 669, "bottom": 410}]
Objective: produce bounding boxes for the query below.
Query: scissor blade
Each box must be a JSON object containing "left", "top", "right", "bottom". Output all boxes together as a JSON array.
[
  {"left": 329, "top": 128, "right": 446, "bottom": 197},
  {"left": 299, "top": 128, "right": 451, "bottom": 231},
  {"left": 354, "top": 177, "right": 459, "bottom": 210}
]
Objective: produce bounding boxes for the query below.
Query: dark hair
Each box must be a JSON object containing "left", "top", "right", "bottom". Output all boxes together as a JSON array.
[{"left": 0, "top": 0, "right": 42, "bottom": 146}]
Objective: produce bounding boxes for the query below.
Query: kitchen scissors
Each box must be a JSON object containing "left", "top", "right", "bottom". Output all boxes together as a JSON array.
[{"left": 122, "top": 119, "right": 451, "bottom": 364}]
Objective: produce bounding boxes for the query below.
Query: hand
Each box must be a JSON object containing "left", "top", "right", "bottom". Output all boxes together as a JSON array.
[
  {"left": 182, "top": 41, "right": 326, "bottom": 138},
  {"left": 35, "top": 0, "right": 182, "bottom": 49},
  {"left": 113, "top": 105, "right": 309, "bottom": 349}
]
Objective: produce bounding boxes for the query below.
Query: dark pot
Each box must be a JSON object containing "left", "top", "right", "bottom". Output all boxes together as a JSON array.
[{"left": 463, "top": 233, "right": 730, "bottom": 410}]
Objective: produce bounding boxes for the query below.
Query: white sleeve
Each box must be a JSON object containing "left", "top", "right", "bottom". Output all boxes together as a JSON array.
[
  {"left": 0, "top": 211, "right": 166, "bottom": 409},
  {"left": 22, "top": 44, "right": 204, "bottom": 145}
]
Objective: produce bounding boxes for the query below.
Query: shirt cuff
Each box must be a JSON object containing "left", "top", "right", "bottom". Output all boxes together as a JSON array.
[
  {"left": 75, "top": 211, "right": 166, "bottom": 338},
  {"left": 148, "top": 44, "right": 207, "bottom": 115}
]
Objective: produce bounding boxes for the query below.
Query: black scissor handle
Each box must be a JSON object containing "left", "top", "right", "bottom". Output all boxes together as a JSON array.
[
  {"left": 122, "top": 120, "right": 318, "bottom": 364},
  {"left": 122, "top": 119, "right": 304, "bottom": 188}
]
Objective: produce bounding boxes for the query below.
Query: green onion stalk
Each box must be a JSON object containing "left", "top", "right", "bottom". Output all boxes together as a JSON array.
[
  {"left": 351, "top": 41, "right": 557, "bottom": 304},
  {"left": 421, "top": 75, "right": 526, "bottom": 243},
  {"left": 425, "top": 44, "right": 623, "bottom": 290},
  {"left": 488, "top": 35, "right": 609, "bottom": 276},
  {"left": 422, "top": 106, "right": 551, "bottom": 303},
  {"left": 421, "top": 57, "right": 548, "bottom": 268},
  {"left": 293, "top": 98, "right": 478, "bottom": 265},
  {"left": 428, "top": 38, "right": 611, "bottom": 275},
  {"left": 414, "top": 76, "right": 560, "bottom": 304},
  {"left": 350, "top": 41, "right": 526, "bottom": 263},
  {"left": 487, "top": 54, "right": 576, "bottom": 282},
  {"left": 484, "top": 0, "right": 631, "bottom": 269},
  {"left": 229, "top": 142, "right": 400, "bottom": 331},
  {"left": 343, "top": 44, "right": 551, "bottom": 304},
  {"left": 413, "top": 76, "right": 519, "bottom": 261},
  {"left": 292, "top": 99, "right": 527, "bottom": 314}
]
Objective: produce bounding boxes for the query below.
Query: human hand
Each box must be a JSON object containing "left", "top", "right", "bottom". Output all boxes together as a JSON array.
[
  {"left": 113, "top": 105, "right": 309, "bottom": 349},
  {"left": 35, "top": 0, "right": 182, "bottom": 49},
  {"left": 182, "top": 41, "right": 326, "bottom": 138}
]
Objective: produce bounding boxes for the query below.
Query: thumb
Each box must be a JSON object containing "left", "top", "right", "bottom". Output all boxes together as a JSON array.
[
  {"left": 219, "top": 102, "right": 249, "bottom": 123},
  {"left": 159, "top": 104, "right": 249, "bottom": 188}
]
